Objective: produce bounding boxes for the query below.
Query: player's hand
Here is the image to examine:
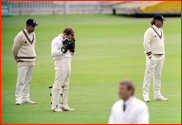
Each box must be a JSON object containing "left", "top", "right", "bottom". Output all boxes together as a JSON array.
[
  {"left": 148, "top": 54, "right": 152, "bottom": 59},
  {"left": 69, "top": 38, "right": 76, "bottom": 53},
  {"left": 147, "top": 52, "right": 152, "bottom": 59},
  {"left": 61, "top": 38, "right": 70, "bottom": 53},
  {"left": 62, "top": 38, "right": 69, "bottom": 46}
]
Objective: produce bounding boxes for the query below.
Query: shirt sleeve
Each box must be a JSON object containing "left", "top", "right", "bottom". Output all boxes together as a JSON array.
[
  {"left": 51, "top": 38, "right": 63, "bottom": 57},
  {"left": 12, "top": 32, "right": 22, "bottom": 61},
  {"left": 135, "top": 103, "right": 149, "bottom": 124},
  {"left": 108, "top": 106, "right": 114, "bottom": 124},
  {"left": 143, "top": 28, "right": 153, "bottom": 54}
]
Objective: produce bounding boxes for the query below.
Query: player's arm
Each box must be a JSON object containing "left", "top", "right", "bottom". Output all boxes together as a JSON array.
[
  {"left": 143, "top": 29, "right": 153, "bottom": 58},
  {"left": 108, "top": 105, "right": 115, "bottom": 124},
  {"left": 51, "top": 39, "right": 64, "bottom": 57},
  {"left": 12, "top": 33, "right": 22, "bottom": 62}
]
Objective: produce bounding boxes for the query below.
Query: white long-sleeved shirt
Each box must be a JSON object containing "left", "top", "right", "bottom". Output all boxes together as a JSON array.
[
  {"left": 108, "top": 96, "right": 149, "bottom": 124},
  {"left": 143, "top": 25, "right": 165, "bottom": 54},
  {"left": 12, "top": 28, "right": 36, "bottom": 67},
  {"left": 51, "top": 34, "right": 74, "bottom": 60}
]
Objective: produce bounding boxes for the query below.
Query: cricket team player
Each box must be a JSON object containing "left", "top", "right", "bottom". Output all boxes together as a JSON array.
[
  {"left": 143, "top": 14, "right": 168, "bottom": 102},
  {"left": 51, "top": 28, "right": 76, "bottom": 112},
  {"left": 12, "top": 19, "right": 38, "bottom": 105},
  {"left": 108, "top": 80, "right": 149, "bottom": 124}
]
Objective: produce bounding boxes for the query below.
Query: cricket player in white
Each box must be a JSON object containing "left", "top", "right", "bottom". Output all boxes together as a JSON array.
[
  {"left": 108, "top": 80, "right": 149, "bottom": 124},
  {"left": 143, "top": 14, "right": 168, "bottom": 102},
  {"left": 51, "top": 28, "right": 76, "bottom": 112},
  {"left": 12, "top": 19, "right": 38, "bottom": 105}
]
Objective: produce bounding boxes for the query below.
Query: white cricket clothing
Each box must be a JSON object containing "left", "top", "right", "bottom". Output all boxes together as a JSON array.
[
  {"left": 12, "top": 28, "right": 36, "bottom": 67},
  {"left": 143, "top": 25, "right": 165, "bottom": 100},
  {"left": 143, "top": 25, "right": 165, "bottom": 54},
  {"left": 53, "top": 58, "right": 71, "bottom": 89},
  {"left": 15, "top": 66, "right": 34, "bottom": 102},
  {"left": 108, "top": 96, "right": 149, "bottom": 124},
  {"left": 51, "top": 34, "right": 72, "bottom": 60},
  {"left": 51, "top": 34, "right": 75, "bottom": 110},
  {"left": 51, "top": 58, "right": 71, "bottom": 110},
  {"left": 143, "top": 55, "right": 164, "bottom": 99},
  {"left": 13, "top": 28, "right": 37, "bottom": 103}
]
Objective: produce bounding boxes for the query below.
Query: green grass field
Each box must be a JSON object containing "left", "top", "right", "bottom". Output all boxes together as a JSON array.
[{"left": 1, "top": 14, "right": 181, "bottom": 124}]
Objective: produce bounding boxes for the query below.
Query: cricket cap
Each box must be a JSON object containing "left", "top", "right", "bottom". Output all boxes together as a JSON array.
[
  {"left": 26, "top": 19, "right": 38, "bottom": 26},
  {"left": 153, "top": 14, "right": 166, "bottom": 21}
]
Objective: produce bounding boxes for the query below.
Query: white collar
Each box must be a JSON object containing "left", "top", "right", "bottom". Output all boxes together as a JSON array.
[
  {"left": 123, "top": 96, "right": 135, "bottom": 106},
  {"left": 24, "top": 28, "right": 34, "bottom": 35},
  {"left": 152, "top": 25, "right": 161, "bottom": 31}
]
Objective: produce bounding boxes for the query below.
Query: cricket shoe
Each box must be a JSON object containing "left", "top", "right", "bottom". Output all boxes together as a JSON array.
[
  {"left": 22, "top": 99, "right": 36, "bottom": 104},
  {"left": 15, "top": 101, "right": 22, "bottom": 105},
  {"left": 53, "top": 108, "right": 62, "bottom": 112},
  {"left": 62, "top": 107, "right": 75, "bottom": 111},
  {"left": 58, "top": 104, "right": 74, "bottom": 111},
  {"left": 144, "top": 98, "right": 150, "bottom": 102},
  {"left": 154, "top": 96, "right": 168, "bottom": 101}
]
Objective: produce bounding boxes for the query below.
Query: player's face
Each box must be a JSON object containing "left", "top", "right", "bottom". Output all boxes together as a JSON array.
[
  {"left": 118, "top": 84, "right": 132, "bottom": 101},
  {"left": 64, "top": 34, "right": 73, "bottom": 40},
  {"left": 26, "top": 25, "right": 35, "bottom": 33},
  {"left": 155, "top": 20, "right": 164, "bottom": 28}
]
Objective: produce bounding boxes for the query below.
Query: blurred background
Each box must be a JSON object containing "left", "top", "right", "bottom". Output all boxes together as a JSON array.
[{"left": 1, "top": 1, "right": 181, "bottom": 16}]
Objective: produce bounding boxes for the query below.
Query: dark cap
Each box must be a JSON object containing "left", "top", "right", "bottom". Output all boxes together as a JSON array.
[
  {"left": 153, "top": 14, "right": 166, "bottom": 21},
  {"left": 26, "top": 19, "right": 38, "bottom": 26}
]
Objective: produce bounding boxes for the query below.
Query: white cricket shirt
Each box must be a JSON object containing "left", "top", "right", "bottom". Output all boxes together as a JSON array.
[
  {"left": 143, "top": 25, "right": 165, "bottom": 55},
  {"left": 108, "top": 96, "right": 149, "bottom": 124},
  {"left": 51, "top": 34, "right": 73, "bottom": 60}
]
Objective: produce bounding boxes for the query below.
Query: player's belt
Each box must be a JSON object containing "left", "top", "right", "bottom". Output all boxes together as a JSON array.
[
  {"left": 17, "top": 60, "right": 24, "bottom": 63},
  {"left": 154, "top": 54, "right": 163, "bottom": 55},
  {"left": 16, "top": 57, "right": 36, "bottom": 59}
]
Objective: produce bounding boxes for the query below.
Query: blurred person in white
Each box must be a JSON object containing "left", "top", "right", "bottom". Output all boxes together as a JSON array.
[
  {"left": 143, "top": 14, "right": 168, "bottom": 102},
  {"left": 12, "top": 19, "right": 38, "bottom": 105},
  {"left": 108, "top": 79, "right": 149, "bottom": 124}
]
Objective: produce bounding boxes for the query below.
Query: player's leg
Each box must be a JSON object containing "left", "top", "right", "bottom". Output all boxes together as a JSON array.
[
  {"left": 15, "top": 67, "right": 28, "bottom": 105},
  {"left": 22, "top": 65, "right": 36, "bottom": 104},
  {"left": 51, "top": 58, "right": 68, "bottom": 112},
  {"left": 143, "top": 56, "right": 156, "bottom": 102},
  {"left": 59, "top": 58, "right": 74, "bottom": 111},
  {"left": 153, "top": 55, "right": 167, "bottom": 101}
]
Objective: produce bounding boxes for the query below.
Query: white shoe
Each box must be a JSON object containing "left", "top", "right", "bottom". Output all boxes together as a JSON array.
[
  {"left": 22, "top": 99, "right": 36, "bottom": 104},
  {"left": 62, "top": 107, "right": 75, "bottom": 111},
  {"left": 58, "top": 104, "right": 74, "bottom": 111},
  {"left": 154, "top": 96, "right": 168, "bottom": 101},
  {"left": 144, "top": 98, "right": 150, "bottom": 102},
  {"left": 53, "top": 108, "right": 62, "bottom": 112},
  {"left": 15, "top": 101, "right": 22, "bottom": 105}
]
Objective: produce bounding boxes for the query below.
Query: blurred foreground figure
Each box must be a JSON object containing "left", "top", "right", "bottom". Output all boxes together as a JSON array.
[{"left": 108, "top": 79, "right": 149, "bottom": 124}]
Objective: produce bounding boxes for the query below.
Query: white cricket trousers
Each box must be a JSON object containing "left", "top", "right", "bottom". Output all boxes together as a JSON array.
[
  {"left": 15, "top": 66, "right": 34, "bottom": 102},
  {"left": 51, "top": 58, "right": 71, "bottom": 110},
  {"left": 143, "top": 55, "right": 164, "bottom": 99}
]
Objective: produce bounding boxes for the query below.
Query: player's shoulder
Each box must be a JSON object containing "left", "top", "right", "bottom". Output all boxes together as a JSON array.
[
  {"left": 146, "top": 26, "right": 153, "bottom": 32},
  {"left": 52, "top": 35, "right": 60, "bottom": 42},
  {"left": 112, "top": 100, "right": 122, "bottom": 108},
  {"left": 134, "top": 97, "right": 148, "bottom": 109},
  {"left": 17, "top": 30, "right": 24, "bottom": 36}
]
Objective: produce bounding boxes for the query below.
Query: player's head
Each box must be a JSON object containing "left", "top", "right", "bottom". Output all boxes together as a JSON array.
[
  {"left": 63, "top": 28, "right": 74, "bottom": 39},
  {"left": 118, "top": 79, "right": 135, "bottom": 101},
  {"left": 150, "top": 14, "right": 166, "bottom": 28},
  {"left": 26, "top": 19, "right": 38, "bottom": 33}
]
